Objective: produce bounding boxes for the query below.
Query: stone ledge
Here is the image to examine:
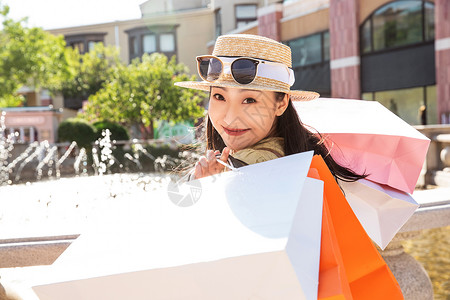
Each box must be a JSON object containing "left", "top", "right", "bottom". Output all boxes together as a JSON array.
[
  {"left": 0, "top": 235, "right": 79, "bottom": 245},
  {"left": 0, "top": 236, "right": 78, "bottom": 268},
  {"left": 401, "top": 188, "right": 450, "bottom": 232}
]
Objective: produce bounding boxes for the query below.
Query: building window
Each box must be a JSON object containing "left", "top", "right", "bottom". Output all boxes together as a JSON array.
[
  {"left": 361, "top": 1, "right": 435, "bottom": 54},
  {"left": 215, "top": 9, "right": 222, "bottom": 38},
  {"left": 288, "top": 31, "right": 330, "bottom": 67},
  {"left": 285, "top": 31, "right": 331, "bottom": 97},
  {"left": 88, "top": 41, "right": 102, "bottom": 52},
  {"left": 130, "top": 36, "right": 138, "bottom": 56},
  {"left": 70, "top": 41, "right": 85, "bottom": 54},
  {"left": 160, "top": 34, "right": 175, "bottom": 52},
  {"left": 362, "top": 85, "right": 437, "bottom": 125},
  {"left": 65, "top": 33, "right": 106, "bottom": 54},
  {"left": 323, "top": 31, "right": 330, "bottom": 61},
  {"left": 235, "top": 4, "right": 257, "bottom": 28},
  {"left": 143, "top": 34, "right": 157, "bottom": 53},
  {"left": 126, "top": 25, "right": 178, "bottom": 62},
  {"left": 361, "top": 20, "right": 372, "bottom": 53},
  {"left": 424, "top": 2, "right": 434, "bottom": 41}
]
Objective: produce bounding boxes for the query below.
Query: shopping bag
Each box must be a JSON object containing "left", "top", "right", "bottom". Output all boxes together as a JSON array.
[
  {"left": 33, "top": 151, "right": 324, "bottom": 300},
  {"left": 295, "top": 98, "right": 430, "bottom": 194},
  {"left": 339, "top": 179, "right": 419, "bottom": 250},
  {"left": 308, "top": 155, "right": 404, "bottom": 299}
]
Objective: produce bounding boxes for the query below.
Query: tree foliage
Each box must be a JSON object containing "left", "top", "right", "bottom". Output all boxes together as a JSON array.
[
  {"left": 58, "top": 118, "right": 96, "bottom": 148},
  {"left": 93, "top": 120, "right": 129, "bottom": 141},
  {"left": 0, "top": 2, "right": 73, "bottom": 107},
  {"left": 61, "top": 43, "right": 121, "bottom": 101},
  {"left": 80, "top": 53, "right": 205, "bottom": 138},
  {"left": 0, "top": 2, "right": 205, "bottom": 137}
]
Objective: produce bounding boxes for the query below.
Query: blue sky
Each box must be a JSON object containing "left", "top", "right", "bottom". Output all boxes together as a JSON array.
[{"left": 3, "top": 0, "right": 146, "bottom": 29}]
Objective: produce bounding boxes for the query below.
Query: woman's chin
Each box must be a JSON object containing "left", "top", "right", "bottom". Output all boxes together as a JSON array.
[
  {"left": 224, "top": 142, "right": 247, "bottom": 152},
  {"left": 221, "top": 135, "right": 254, "bottom": 152}
]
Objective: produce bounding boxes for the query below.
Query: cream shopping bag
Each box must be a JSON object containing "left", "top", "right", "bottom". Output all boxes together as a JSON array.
[{"left": 33, "top": 151, "right": 324, "bottom": 300}]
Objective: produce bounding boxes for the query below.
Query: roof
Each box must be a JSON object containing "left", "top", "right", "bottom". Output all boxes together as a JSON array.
[{"left": 0, "top": 106, "right": 62, "bottom": 113}]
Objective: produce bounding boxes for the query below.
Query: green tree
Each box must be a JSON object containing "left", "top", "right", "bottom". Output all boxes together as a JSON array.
[
  {"left": 0, "top": 2, "right": 73, "bottom": 107},
  {"left": 92, "top": 120, "right": 130, "bottom": 141},
  {"left": 58, "top": 118, "right": 96, "bottom": 149},
  {"left": 61, "top": 43, "right": 122, "bottom": 102},
  {"left": 81, "top": 53, "right": 205, "bottom": 138}
]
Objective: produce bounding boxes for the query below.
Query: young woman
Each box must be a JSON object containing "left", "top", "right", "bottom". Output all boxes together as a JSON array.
[{"left": 175, "top": 34, "right": 365, "bottom": 182}]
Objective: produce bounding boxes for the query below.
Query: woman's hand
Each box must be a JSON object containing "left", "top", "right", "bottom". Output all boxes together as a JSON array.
[{"left": 194, "top": 147, "right": 231, "bottom": 179}]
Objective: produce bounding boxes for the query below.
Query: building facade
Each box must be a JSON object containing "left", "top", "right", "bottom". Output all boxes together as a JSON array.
[
  {"left": 2, "top": 0, "right": 441, "bottom": 146},
  {"left": 47, "top": 0, "right": 446, "bottom": 126},
  {"left": 244, "top": 0, "right": 445, "bottom": 126},
  {"left": 1, "top": 107, "right": 62, "bottom": 143}
]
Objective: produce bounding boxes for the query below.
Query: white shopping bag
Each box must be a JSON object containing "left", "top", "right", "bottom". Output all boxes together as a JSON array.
[
  {"left": 33, "top": 151, "right": 324, "bottom": 300},
  {"left": 339, "top": 178, "right": 419, "bottom": 250}
]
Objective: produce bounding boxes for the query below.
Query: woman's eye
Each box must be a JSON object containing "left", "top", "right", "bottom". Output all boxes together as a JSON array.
[
  {"left": 213, "top": 93, "right": 225, "bottom": 101},
  {"left": 243, "top": 98, "right": 256, "bottom": 104}
]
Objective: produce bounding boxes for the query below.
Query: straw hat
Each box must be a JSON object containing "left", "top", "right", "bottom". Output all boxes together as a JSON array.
[{"left": 175, "top": 34, "right": 319, "bottom": 101}]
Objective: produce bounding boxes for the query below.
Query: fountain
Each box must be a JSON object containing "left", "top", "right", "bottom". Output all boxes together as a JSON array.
[
  {"left": 0, "top": 113, "right": 193, "bottom": 185},
  {"left": 0, "top": 112, "right": 15, "bottom": 186}
]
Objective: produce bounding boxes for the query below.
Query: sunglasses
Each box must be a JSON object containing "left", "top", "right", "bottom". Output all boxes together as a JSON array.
[{"left": 196, "top": 55, "right": 294, "bottom": 85}]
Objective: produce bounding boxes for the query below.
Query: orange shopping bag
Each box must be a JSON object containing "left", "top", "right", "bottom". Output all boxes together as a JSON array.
[{"left": 308, "top": 155, "right": 403, "bottom": 299}]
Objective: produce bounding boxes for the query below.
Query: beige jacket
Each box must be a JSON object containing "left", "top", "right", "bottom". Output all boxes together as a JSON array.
[{"left": 231, "top": 137, "right": 285, "bottom": 165}]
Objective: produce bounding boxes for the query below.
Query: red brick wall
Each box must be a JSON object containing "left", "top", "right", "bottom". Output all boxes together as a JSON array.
[
  {"left": 329, "top": 0, "right": 360, "bottom": 99},
  {"left": 257, "top": 10, "right": 282, "bottom": 42},
  {"left": 435, "top": 0, "right": 450, "bottom": 123},
  {"left": 331, "top": 65, "right": 360, "bottom": 98},
  {"left": 435, "top": 0, "right": 450, "bottom": 39}
]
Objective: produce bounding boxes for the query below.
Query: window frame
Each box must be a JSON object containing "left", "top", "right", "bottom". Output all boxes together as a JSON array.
[
  {"left": 285, "top": 31, "right": 330, "bottom": 68},
  {"left": 283, "top": 31, "right": 332, "bottom": 97},
  {"left": 142, "top": 33, "right": 157, "bottom": 53},
  {"left": 65, "top": 33, "right": 106, "bottom": 54},
  {"left": 125, "top": 25, "right": 179, "bottom": 62},
  {"left": 361, "top": 85, "right": 437, "bottom": 125},
  {"left": 215, "top": 8, "right": 222, "bottom": 38},
  {"left": 360, "top": 0, "right": 435, "bottom": 55},
  {"left": 235, "top": 3, "right": 258, "bottom": 29}
]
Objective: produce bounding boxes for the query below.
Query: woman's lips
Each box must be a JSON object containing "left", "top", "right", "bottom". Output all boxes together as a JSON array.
[{"left": 223, "top": 126, "right": 250, "bottom": 136}]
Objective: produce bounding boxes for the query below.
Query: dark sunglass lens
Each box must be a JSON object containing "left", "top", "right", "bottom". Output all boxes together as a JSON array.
[
  {"left": 231, "top": 59, "right": 258, "bottom": 84},
  {"left": 198, "top": 57, "right": 222, "bottom": 81}
]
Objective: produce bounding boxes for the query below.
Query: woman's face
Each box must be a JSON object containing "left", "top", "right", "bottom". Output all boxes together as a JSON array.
[{"left": 208, "top": 86, "right": 288, "bottom": 151}]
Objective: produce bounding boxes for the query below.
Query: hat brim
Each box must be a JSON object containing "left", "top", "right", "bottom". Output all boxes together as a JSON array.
[{"left": 175, "top": 81, "right": 320, "bottom": 101}]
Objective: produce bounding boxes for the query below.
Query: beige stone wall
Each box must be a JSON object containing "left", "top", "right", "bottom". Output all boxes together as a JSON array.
[
  {"left": 240, "top": 25, "right": 258, "bottom": 36},
  {"left": 49, "top": 22, "right": 121, "bottom": 57},
  {"left": 281, "top": 8, "right": 329, "bottom": 42},
  {"left": 119, "top": 9, "right": 214, "bottom": 73},
  {"left": 163, "top": 10, "right": 214, "bottom": 74},
  {"left": 140, "top": 0, "right": 208, "bottom": 16},
  {"left": 282, "top": 0, "right": 329, "bottom": 20},
  {"left": 49, "top": 9, "right": 214, "bottom": 76},
  {"left": 213, "top": 0, "right": 259, "bottom": 34},
  {"left": 140, "top": 0, "right": 169, "bottom": 15}
]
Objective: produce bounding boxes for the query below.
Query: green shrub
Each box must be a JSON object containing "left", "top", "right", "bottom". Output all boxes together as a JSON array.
[
  {"left": 93, "top": 120, "right": 129, "bottom": 141},
  {"left": 58, "top": 118, "right": 96, "bottom": 148}
]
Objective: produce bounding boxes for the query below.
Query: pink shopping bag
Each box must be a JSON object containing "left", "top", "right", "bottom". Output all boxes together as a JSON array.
[{"left": 294, "top": 98, "right": 430, "bottom": 194}]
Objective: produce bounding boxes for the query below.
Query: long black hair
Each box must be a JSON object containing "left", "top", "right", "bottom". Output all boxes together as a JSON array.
[{"left": 204, "top": 91, "right": 366, "bottom": 182}]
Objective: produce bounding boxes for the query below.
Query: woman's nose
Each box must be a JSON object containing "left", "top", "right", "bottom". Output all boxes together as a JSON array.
[{"left": 223, "top": 105, "right": 243, "bottom": 126}]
